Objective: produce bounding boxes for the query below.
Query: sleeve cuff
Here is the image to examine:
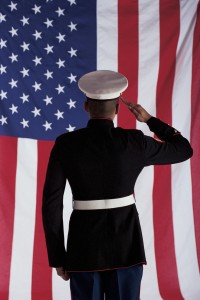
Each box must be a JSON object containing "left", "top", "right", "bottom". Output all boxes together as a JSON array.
[{"left": 146, "top": 117, "right": 180, "bottom": 141}]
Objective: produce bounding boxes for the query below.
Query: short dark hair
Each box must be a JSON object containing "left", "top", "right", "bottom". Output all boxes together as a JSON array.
[{"left": 86, "top": 97, "right": 119, "bottom": 118}]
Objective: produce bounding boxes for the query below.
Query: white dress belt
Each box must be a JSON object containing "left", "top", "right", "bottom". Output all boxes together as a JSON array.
[{"left": 73, "top": 194, "right": 135, "bottom": 210}]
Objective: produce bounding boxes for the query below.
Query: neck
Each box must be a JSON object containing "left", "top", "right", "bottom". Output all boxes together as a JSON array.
[
  {"left": 89, "top": 113, "right": 115, "bottom": 120},
  {"left": 90, "top": 117, "right": 113, "bottom": 121}
]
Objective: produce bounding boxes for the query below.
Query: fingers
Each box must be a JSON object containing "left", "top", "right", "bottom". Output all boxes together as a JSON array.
[
  {"left": 120, "top": 96, "right": 136, "bottom": 108},
  {"left": 120, "top": 96, "right": 129, "bottom": 105},
  {"left": 120, "top": 96, "right": 151, "bottom": 122},
  {"left": 120, "top": 96, "right": 141, "bottom": 113},
  {"left": 61, "top": 272, "right": 70, "bottom": 281},
  {"left": 56, "top": 267, "right": 70, "bottom": 281},
  {"left": 120, "top": 96, "right": 140, "bottom": 109}
]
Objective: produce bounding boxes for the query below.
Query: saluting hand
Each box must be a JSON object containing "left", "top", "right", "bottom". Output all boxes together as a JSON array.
[
  {"left": 120, "top": 97, "right": 151, "bottom": 123},
  {"left": 56, "top": 267, "right": 70, "bottom": 281}
]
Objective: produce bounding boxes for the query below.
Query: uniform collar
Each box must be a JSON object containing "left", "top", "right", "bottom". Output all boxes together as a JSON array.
[{"left": 87, "top": 118, "right": 114, "bottom": 128}]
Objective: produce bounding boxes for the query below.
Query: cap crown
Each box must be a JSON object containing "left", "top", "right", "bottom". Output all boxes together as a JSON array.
[{"left": 78, "top": 70, "right": 128, "bottom": 100}]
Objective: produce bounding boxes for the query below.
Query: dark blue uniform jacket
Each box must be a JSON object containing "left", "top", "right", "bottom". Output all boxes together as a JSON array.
[{"left": 42, "top": 117, "right": 193, "bottom": 271}]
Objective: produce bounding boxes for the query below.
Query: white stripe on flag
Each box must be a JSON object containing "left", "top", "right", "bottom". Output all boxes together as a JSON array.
[
  {"left": 136, "top": 1, "right": 162, "bottom": 299},
  {"left": 52, "top": 268, "right": 70, "bottom": 300},
  {"left": 9, "top": 139, "right": 37, "bottom": 300},
  {"left": 97, "top": 0, "right": 118, "bottom": 126},
  {"left": 96, "top": 0, "right": 118, "bottom": 71},
  {"left": 172, "top": 0, "right": 200, "bottom": 298}
]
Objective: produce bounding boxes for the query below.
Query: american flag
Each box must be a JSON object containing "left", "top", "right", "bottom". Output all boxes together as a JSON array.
[{"left": 0, "top": 0, "right": 199, "bottom": 299}]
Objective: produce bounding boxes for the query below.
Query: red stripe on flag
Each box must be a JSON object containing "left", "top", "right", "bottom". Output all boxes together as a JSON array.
[
  {"left": 118, "top": 0, "right": 138, "bottom": 129},
  {"left": 32, "top": 141, "right": 54, "bottom": 299},
  {"left": 153, "top": 1, "right": 183, "bottom": 299},
  {"left": 191, "top": 1, "right": 200, "bottom": 273},
  {"left": 0, "top": 136, "right": 17, "bottom": 300}
]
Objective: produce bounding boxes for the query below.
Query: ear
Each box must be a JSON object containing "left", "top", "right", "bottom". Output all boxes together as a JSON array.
[{"left": 84, "top": 100, "right": 89, "bottom": 112}]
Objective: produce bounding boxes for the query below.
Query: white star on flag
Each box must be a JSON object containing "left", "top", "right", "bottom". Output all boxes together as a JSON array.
[
  {"left": 43, "top": 95, "right": 53, "bottom": 105},
  {"left": 0, "top": 39, "right": 7, "bottom": 49},
  {"left": 32, "top": 82, "right": 42, "bottom": 91},
  {"left": 67, "top": 73, "right": 77, "bottom": 83},
  {"left": 0, "top": 90, "right": 7, "bottom": 100},
  {"left": 44, "top": 70, "right": 53, "bottom": 80},
  {"left": 43, "top": 121, "right": 52, "bottom": 131},
  {"left": 9, "top": 53, "right": 18, "bottom": 62},
  {"left": 66, "top": 124, "right": 76, "bottom": 132},
  {"left": 67, "top": 0, "right": 76, "bottom": 6},
  {"left": 44, "top": 44, "right": 54, "bottom": 54},
  {"left": 0, "top": 13, "right": 6, "bottom": 23},
  {"left": 0, "top": 115, "right": 8, "bottom": 125},
  {"left": 68, "top": 47, "right": 77, "bottom": 57},
  {"left": 55, "top": 7, "right": 65, "bottom": 17},
  {"left": 33, "top": 56, "right": 42, "bottom": 66},
  {"left": 20, "top": 118, "right": 29, "bottom": 128},
  {"left": 20, "top": 41, "right": 30, "bottom": 52},
  {"left": 67, "top": 99, "right": 76, "bottom": 109},
  {"left": 20, "top": 67, "right": 30, "bottom": 77},
  {"left": 56, "top": 58, "right": 65, "bottom": 68},
  {"left": 20, "top": 16, "right": 29, "bottom": 26},
  {"left": 0, "top": 64, "right": 7, "bottom": 74},
  {"left": 9, "top": 78, "right": 18, "bottom": 88},
  {"left": 9, "top": 27, "right": 18, "bottom": 37},
  {"left": 68, "top": 21, "right": 77, "bottom": 32},
  {"left": 44, "top": 18, "right": 53, "bottom": 28},
  {"left": 32, "top": 30, "right": 42, "bottom": 40},
  {"left": 55, "top": 84, "right": 65, "bottom": 94},
  {"left": 54, "top": 110, "right": 64, "bottom": 120},
  {"left": 9, "top": 104, "right": 18, "bottom": 114},
  {"left": 20, "top": 93, "right": 29, "bottom": 103},
  {"left": 31, "top": 107, "right": 41, "bottom": 117},
  {"left": 32, "top": 4, "right": 41, "bottom": 14},
  {"left": 56, "top": 33, "right": 66, "bottom": 43},
  {"left": 8, "top": 1, "right": 17, "bottom": 11}
]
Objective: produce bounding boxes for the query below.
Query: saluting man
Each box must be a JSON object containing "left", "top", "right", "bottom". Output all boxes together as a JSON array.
[{"left": 42, "top": 70, "right": 193, "bottom": 300}]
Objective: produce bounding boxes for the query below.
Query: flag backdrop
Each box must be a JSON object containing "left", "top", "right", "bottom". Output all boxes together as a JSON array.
[{"left": 0, "top": 0, "right": 200, "bottom": 299}]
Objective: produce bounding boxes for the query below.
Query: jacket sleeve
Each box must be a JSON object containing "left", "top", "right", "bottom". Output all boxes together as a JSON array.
[
  {"left": 142, "top": 117, "right": 193, "bottom": 166},
  {"left": 42, "top": 139, "right": 67, "bottom": 267}
]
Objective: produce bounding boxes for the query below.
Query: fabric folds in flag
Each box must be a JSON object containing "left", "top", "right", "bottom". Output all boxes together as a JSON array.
[{"left": 0, "top": 0, "right": 199, "bottom": 299}]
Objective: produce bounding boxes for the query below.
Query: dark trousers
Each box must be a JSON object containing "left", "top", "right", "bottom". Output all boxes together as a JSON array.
[{"left": 70, "top": 265, "right": 143, "bottom": 300}]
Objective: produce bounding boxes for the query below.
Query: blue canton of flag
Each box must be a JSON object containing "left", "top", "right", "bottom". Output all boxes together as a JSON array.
[{"left": 0, "top": 0, "right": 96, "bottom": 140}]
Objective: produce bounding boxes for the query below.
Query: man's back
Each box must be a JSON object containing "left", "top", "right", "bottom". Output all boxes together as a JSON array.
[{"left": 56, "top": 119, "right": 144, "bottom": 200}]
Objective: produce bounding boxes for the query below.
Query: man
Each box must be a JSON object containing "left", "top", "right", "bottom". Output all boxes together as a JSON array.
[{"left": 42, "top": 70, "right": 193, "bottom": 300}]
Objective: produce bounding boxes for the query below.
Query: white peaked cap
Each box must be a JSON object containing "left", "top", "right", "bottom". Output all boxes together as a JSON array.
[{"left": 78, "top": 70, "right": 128, "bottom": 100}]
